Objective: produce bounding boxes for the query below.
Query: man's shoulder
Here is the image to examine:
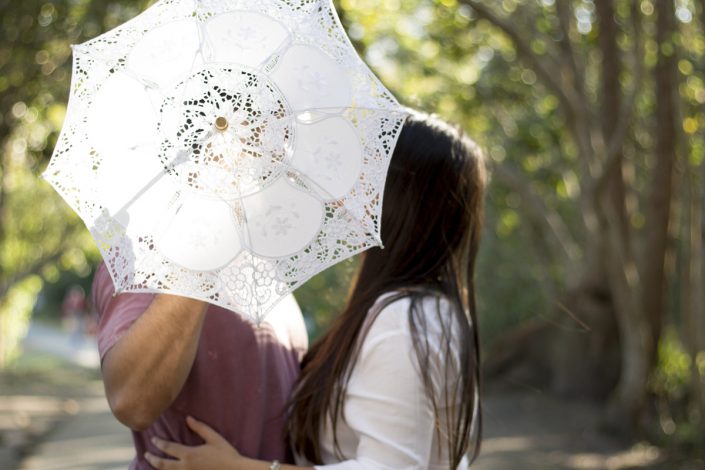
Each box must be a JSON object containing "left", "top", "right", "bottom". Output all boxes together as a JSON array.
[
  {"left": 91, "top": 262, "right": 155, "bottom": 359},
  {"left": 91, "top": 262, "right": 308, "bottom": 354},
  {"left": 259, "top": 294, "right": 309, "bottom": 356},
  {"left": 91, "top": 262, "right": 114, "bottom": 315},
  {"left": 91, "top": 262, "right": 155, "bottom": 319}
]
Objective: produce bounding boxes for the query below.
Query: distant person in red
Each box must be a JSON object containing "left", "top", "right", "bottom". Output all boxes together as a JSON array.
[
  {"left": 91, "top": 263, "right": 308, "bottom": 469},
  {"left": 61, "top": 285, "right": 87, "bottom": 343},
  {"left": 83, "top": 294, "right": 99, "bottom": 337}
]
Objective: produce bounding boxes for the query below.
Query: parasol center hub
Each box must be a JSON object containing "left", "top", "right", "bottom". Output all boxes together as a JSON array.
[{"left": 214, "top": 116, "right": 229, "bottom": 131}]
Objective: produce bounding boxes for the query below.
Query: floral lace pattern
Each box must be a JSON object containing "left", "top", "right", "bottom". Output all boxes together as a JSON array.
[
  {"left": 45, "top": 0, "right": 408, "bottom": 323},
  {"left": 160, "top": 65, "right": 294, "bottom": 199}
]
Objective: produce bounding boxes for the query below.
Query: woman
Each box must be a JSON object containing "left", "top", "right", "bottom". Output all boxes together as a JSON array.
[{"left": 145, "top": 111, "right": 486, "bottom": 469}]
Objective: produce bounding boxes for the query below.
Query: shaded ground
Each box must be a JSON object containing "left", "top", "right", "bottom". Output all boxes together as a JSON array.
[
  {"left": 19, "top": 394, "right": 133, "bottom": 470},
  {"left": 0, "top": 323, "right": 134, "bottom": 469},
  {"left": 2, "top": 322, "right": 703, "bottom": 469},
  {"left": 474, "top": 382, "right": 675, "bottom": 470}
]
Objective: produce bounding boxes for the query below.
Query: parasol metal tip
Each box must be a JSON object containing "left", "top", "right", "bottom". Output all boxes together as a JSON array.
[{"left": 215, "top": 116, "right": 229, "bottom": 131}]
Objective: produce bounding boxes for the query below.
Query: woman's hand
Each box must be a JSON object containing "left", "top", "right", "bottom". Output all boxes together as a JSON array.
[{"left": 145, "top": 416, "right": 248, "bottom": 470}]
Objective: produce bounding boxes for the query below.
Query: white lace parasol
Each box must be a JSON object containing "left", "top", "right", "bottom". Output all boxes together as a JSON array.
[{"left": 44, "top": 0, "right": 408, "bottom": 323}]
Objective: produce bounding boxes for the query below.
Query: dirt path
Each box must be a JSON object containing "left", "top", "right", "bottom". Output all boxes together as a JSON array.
[
  {"left": 19, "top": 393, "right": 133, "bottom": 470},
  {"left": 3, "top": 323, "right": 697, "bottom": 469},
  {"left": 474, "top": 383, "right": 669, "bottom": 470},
  {"left": 14, "top": 381, "right": 670, "bottom": 470},
  {"left": 0, "top": 322, "right": 133, "bottom": 470}
]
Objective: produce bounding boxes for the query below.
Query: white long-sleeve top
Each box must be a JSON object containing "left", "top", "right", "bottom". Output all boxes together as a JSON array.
[{"left": 298, "top": 292, "right": 472, "bottom": 470}]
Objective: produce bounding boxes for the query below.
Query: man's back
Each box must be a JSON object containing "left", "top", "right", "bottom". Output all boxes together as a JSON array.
[{"left": 92, "top": 262, "right": 308, "bottom": 469}]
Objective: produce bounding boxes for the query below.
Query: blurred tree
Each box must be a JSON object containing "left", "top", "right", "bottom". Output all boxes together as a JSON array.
[
  {"left": 337, "top": 0, "right": 703, "bottom": 438},
  {"left": 0, "top": 0, "right": 152, "bottom": 365},
  {"left": 459, "top": 0, "right": 681, "bottom": 432},
  {"left": 678, "top": 0, "right": 705, "bottom": 441}
]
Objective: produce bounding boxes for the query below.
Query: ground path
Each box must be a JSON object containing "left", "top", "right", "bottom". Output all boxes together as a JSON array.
[
  {"left": 1, "top": 322, "right": 682, "bottom": 469},
  {"left": 475, "top": 383, "right": 666, "bottom": 469}
]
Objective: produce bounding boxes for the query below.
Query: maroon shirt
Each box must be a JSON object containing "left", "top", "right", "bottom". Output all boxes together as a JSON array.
[{"left": 92, "top": 263, "right": 308, "bottom": 469}]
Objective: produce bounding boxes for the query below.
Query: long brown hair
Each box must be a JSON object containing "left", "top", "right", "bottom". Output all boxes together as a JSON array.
[{"left": 287, "top": 112, "right": 486, "bottom": 467}]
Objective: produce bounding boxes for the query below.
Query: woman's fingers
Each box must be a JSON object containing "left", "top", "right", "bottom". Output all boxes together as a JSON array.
[
  {"left": 151, "top": 437, "right": 189, "bottom": 459},
  {"left": 144, "top": 452, "right": 179, "bottom": 469},
  {"left": 185, "top": 416, "right": 225, "bottom": 445}
]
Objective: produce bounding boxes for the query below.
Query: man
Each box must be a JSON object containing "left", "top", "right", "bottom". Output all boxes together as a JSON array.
[{"left": 92, "top": 262, "right": 308, "bottom": 469}]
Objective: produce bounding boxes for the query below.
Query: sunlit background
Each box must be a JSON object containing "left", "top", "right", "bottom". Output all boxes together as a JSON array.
[{"left": 1, "top": 0, "right": 704, "bottom": 469}]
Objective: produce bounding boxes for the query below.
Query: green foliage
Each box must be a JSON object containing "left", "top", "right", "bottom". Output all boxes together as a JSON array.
[
  {"left": 293, "top": 256, "right": 359, "bottom": 341},
  {"left": 0, "top": 0, "right": 153, "bottom": 367},
  {"left": 652, "top": 328, "right": 693, "bottom": 400},
  {"left": 338, "top": 0, "right": 581, "bottom": 341},
  {"left": 650, "top": 328, "right": 705, "bottom": 456},
  {"left": 0, "top": 275, "right": 42, "bottom": 366}
]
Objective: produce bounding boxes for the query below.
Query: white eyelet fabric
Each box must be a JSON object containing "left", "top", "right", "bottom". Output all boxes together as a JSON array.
[{"left": 45, "top": 0, "right": 408, "bottom": 323}]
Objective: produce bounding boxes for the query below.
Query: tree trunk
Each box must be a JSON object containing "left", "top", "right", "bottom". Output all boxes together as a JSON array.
[
  {"left": 699, "top": 159, "right": 705, "bottom": 429},
  {"left": 642, "top": 0, "right": 678, "bottom": 360},
  {"left": 547, "top": 270, "right": 621, "bottom": 400},
  {"left": 481, "top": 0, "right": 625, "bottom": 404},
  {"left": 605, "top": 0, "right": 679, "bottom": 431},
  {"left": 684, "top": 0, "right": 705, "bottom": 434},
  {"left": 546, "top": 0, "right": 632, "bottom": 405},
  {"left": 682, "top": 162, "right": 705, "bottom": 433},
  {"left": 466, "top": 0, "right": 679, "bottom": 431}
]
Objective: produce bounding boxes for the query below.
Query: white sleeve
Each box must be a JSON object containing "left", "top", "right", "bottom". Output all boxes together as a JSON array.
[{"left": 314, "top": 328, "right": 436, "bottom": 470}]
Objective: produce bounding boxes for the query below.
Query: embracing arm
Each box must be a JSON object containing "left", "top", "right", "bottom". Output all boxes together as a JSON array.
[
  {"left": 102, "top": 294, "right": 208, "bottom": 431},
  {"left": 146, "top": 300, "right": 455, "bottom": 469},
  {"left": 145, "top": 330, "right": 438, "bottom": 470},
  {"left": 146, "top": 416, "right": 313, "bottom": 470}
]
